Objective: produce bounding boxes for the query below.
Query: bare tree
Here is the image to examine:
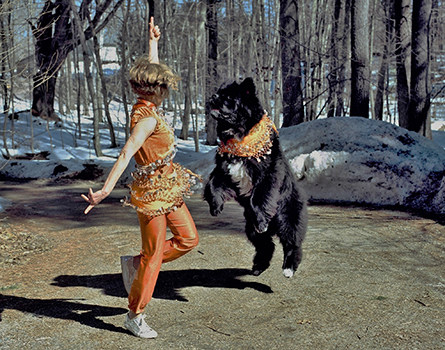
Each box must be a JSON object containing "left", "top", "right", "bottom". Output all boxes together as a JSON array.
[
  {"left": 118, "top": 3, "right": 129, "bottom": 140},
  {"left": 407, "top": 0, "right": 432, "bottom": 138},
  {"left": 0, "top": 0, "right": 13, "bottom": 157},
  {"left": 350, "top": 0, "right": 370, "bottom": 118},
  {"left": 92, "top": 33, "right": 117, "bottom": 148},
  {"left": 374, "top": 0, "right": 394, "bottom": 121},
  {"left": 68, "top": 0, "right": 104, "bottom": 156},
  {"left": 180, "top": 40, "right": 192, "bottom": 141},
  {"left": 395, "top": 0, "right": 411, "bottom": 128},
  {"left": 280, "top": 0, "right": 304, "bottom": 127},
  {"left": 327, "top": 0, "right": 342, "bottom": 118},
  {"left": 205, "top": 0, "right": 219, "bottom": 145},
  {"left": 29, "top": 0, "right": 124, "bottom": 122},
  {"left": 336, "top": 0, "right": 350, "bottom": 117}
]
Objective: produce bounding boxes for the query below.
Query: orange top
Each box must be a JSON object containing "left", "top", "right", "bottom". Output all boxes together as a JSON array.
[
  {"left": 130, "top": 99, "right": 176, "bottom": 167},
  {"left": 123, "top": 99, "right": 201, "bottom": 218}
]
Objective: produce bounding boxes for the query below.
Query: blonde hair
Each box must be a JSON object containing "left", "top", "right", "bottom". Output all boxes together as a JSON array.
[{"left": 129, "top": 56, "right": 181, "bottom": 99}]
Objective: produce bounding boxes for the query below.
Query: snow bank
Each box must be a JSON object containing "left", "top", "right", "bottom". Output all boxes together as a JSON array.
[
  {"left": 279, "top": 117, "right": 445, "bottom": 215},
  {"left": 3, "top": 111, "right": 445, "bottom": 216}
]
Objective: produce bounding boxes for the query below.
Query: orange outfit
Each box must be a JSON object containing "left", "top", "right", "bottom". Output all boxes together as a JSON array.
[{"left": 124, "top": 99, "right": 200, "bottom": 314}]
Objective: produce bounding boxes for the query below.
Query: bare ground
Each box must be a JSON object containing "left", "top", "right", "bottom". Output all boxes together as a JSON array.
[{"left": 0, "top": 179, "right": 444, "bottom": 350}]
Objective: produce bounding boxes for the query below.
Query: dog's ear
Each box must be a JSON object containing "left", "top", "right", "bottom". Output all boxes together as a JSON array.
[{"left": 240, "top": 77, "right": 256, "bottom": 96}]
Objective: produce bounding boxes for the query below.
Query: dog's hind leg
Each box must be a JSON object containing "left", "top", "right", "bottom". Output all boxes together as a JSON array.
[
  {"left": 280, "top": 241, "right": 303, "bottom": 278},
  {"left": 245, "top": 220, "right": 275, "bottom": 276}
]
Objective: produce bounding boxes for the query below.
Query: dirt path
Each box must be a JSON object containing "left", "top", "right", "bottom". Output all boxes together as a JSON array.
[{"left": 1, "top": 180, "right": 444, "bottom": 350}]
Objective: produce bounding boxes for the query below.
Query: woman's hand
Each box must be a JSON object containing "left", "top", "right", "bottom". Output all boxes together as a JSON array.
[
  {"left": 149, "top": 17, "right": 161, "bottom": 42},
  {"left": 81, "top": 188, "right": 109, "bottom": 214},
  {"left": 80, "top": 117, "right": 157, "bottom": 215}
]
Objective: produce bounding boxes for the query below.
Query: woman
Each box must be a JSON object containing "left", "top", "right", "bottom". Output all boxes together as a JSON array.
[{"left": 82, "top": 18, "right": 200, "bottom": 339}]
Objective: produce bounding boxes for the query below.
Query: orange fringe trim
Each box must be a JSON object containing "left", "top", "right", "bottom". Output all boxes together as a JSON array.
[{"left": 217, "top": 113, "right": 278, "bottom": 161}]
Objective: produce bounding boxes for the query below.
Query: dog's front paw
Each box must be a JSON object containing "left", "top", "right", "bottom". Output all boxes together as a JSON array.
[
  {"left": 209, "top": 202, "right": 223, "bottom": 216},
  {"left": 254, "top": 217, "right": 269, "bottom": 233},
  {"left": 252, "top": 211, "right": 270, "bottom": 233},
  {"left": 256, "top": 222, "right": 269, "bottom": 233},
  {"left": 210, "top": 207, "right": 221, "bottom": 216}
]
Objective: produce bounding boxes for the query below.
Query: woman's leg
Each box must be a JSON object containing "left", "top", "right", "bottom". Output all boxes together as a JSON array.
[
  {"left": 128, "top": 212, "right": 167, "bottom": 314},
  {"left": 163, "top": 203, "right": 199, "bottom": 263}
]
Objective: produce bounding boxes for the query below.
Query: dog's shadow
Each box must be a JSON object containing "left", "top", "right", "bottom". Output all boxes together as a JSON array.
[{"left": 52, "top": 268, "right": 274, "bottom": 301}]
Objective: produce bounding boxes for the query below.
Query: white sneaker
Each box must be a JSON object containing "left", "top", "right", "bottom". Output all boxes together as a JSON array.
[
  {"left": 124, "top": 313, "right": 158, "bottom": 338},
  {"left": 120, "top": 255, "right": 137, "bottom": 294}
]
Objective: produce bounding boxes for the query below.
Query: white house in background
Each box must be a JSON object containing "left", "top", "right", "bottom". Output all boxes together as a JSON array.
[
  {"left": 100, "top": 45, "right": 120, "bottom": 73},
  {"left": 70, "top": 34, "right": 120, "bottom": 76}
]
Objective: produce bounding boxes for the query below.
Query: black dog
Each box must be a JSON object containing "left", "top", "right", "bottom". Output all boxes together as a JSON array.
[{"left": 204, "top": 77, "right": 307, "bottom": 278}]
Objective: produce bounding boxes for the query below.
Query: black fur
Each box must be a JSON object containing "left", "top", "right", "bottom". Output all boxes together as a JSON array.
[{"left": 204, "top": 77, "right": 307, "bottom": 278}]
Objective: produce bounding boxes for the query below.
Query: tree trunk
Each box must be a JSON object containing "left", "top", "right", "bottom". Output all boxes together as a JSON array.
[
  {"left": 180, "top": 53, "right": 192, "bottom": 140},
  {"left": 395, "top": 0, "right": 411, "bottom": 128},
  {"left": 336, "top": 0, "right": 350, "bottom": 117},
  {"left": 65, "top": 54, "right": 73, "bottom": 114},
  {"left": 407, "top": 0, "right": 432, "bottom": 138},
  {"left": 93, "top": 34, "right": 117, "bottom": 148},
  {"left": 227, "top": 0, "right": 234, "bottom": 80},
  {"left": 119, "top": 0, "right": 132, "bottom": 141},
  {"left": 350, "top": 0, "right": 370, "bottom": 118},
  {"left": 73, "top": 47, "right": 82, "bottom": 139},
  {"left": 205, "top": 0, "right": 218, "bottom": 145},
  {"left": 69, "top": 0, "right": 103, "bottom": 157},
  {"left": 31, "top": 0, "right": 71, "bottom": 122},
  {"left": 280, "top": 0, "right": 305, "bottom": 127},
  {"left": 374, "top": 0, "right": 393, "bottom": 121},
  {"left": 32, "top": 73, "right": 61, "bottom": 122},
  {"left": 327, "top": 0, "right": 342, "bottom": 118},
  {"left": 0, "top": 0, "right": 8, "bottom": 113},
  {"left": 193, "top": 1, "right": 206, "bottom": 152}
]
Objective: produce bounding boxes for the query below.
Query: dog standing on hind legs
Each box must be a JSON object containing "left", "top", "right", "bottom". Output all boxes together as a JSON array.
[{"left": 204, "top": 77, "right": 307, "bottom": 278}]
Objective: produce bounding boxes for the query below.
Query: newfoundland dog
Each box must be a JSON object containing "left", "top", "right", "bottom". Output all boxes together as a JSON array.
[{"left": 204, "top": 77, "right": 307, "bottom": 278}]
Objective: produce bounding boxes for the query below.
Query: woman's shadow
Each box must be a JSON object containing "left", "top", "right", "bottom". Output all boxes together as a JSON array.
[
  {"left": 0, "top": 293, "right": 128, "bottom": 334},
  {"left": 1, "top": 268, "right": 273, "bottom": 334},
  {"left": 52, "top": 267, "right": 274, "bottom": 301}
]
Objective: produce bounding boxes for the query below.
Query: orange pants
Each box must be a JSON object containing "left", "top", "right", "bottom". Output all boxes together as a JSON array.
[{"left": 128, "top": 203, "right": 198, "bottom": 314}]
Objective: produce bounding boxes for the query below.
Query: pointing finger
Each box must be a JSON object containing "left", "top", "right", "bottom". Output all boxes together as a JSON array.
[{"left": 84, "top": 204, "right": 94, "bottom": 215}]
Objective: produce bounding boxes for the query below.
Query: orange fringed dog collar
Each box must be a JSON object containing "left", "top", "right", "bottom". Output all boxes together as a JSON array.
[{"left": 217, "top": 113, "right": 278, "bottom": 161}]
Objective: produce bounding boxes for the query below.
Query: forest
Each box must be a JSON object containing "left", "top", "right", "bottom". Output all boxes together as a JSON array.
[{"left": 0, "top": 0, "right": 444, "bottom": 157}]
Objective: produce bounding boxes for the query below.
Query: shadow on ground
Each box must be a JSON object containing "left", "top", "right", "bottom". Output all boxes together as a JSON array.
[
  {"left": 51, "top": 268, "right": 273, "bottom": 301},
  {"left": 0, "top": 293, "right": 128, "bottom": 334}
]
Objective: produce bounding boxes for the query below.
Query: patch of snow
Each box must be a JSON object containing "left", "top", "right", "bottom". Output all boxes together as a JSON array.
[{"left": 3, "top": 105, "right": 445, "bottom": 217}]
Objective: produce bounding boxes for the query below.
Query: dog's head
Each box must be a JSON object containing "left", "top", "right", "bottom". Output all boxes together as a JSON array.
[{"left": 209, "top": 77, "right": 264, "bottom": 142}]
